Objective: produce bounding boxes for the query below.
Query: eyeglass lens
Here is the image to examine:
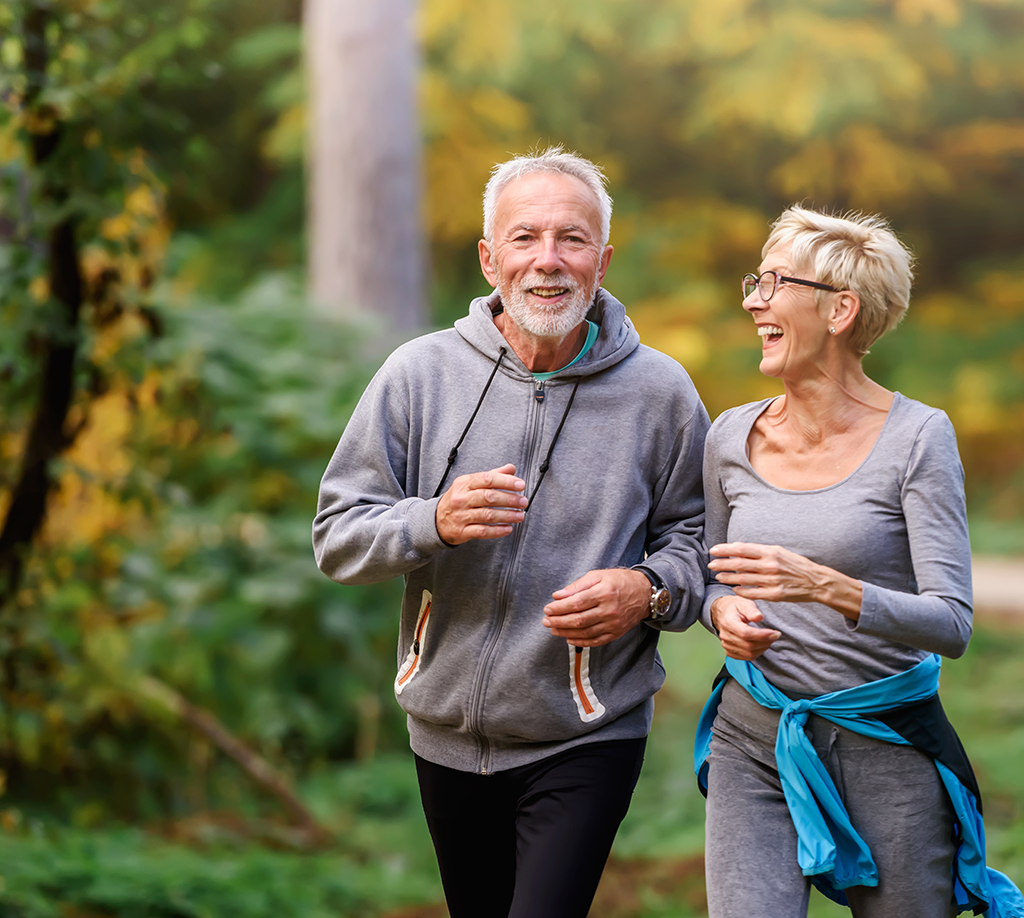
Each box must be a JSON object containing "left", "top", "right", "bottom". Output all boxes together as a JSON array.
[{"left": 742, "top": 272, "right": 778, "bottom": 301}]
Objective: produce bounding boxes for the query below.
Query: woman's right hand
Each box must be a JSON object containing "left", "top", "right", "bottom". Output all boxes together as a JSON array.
[{"left": 709, "top": 595, "right": 782, "bottom": 661}]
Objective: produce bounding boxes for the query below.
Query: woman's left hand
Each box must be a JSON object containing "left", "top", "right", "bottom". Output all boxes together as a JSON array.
[{"left": 708, "top": 542, "right": 831, "bottom": 605}]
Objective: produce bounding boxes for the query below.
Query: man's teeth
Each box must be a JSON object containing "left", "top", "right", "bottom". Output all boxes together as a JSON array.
[
  {"left": 530, "top": 288, "right": 567, "bottom": 298},
  {"left": 758, "top": 325, "right": 784, "bottom": 337}
]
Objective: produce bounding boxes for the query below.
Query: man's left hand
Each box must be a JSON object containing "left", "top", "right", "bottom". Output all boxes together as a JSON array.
[{"left": 542, "top": 569, "right": 653, "bottom": 647}]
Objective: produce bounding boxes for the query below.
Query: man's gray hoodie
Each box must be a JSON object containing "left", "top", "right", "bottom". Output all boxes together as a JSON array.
[{"left": 314, "top": 289, "right": 709, "bottom": 774}]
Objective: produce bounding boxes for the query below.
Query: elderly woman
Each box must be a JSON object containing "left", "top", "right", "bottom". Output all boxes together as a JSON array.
[{"left": 694, "top": 206, "right": 1023, "bottom": 918}]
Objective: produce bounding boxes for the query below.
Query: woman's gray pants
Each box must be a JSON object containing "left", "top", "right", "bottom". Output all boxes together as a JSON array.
[{"left": 705, "top": 679, "right": 957, "bottom": 918}]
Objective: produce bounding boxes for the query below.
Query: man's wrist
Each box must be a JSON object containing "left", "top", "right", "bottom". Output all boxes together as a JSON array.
[{"left": 632, "top": 565, "right": 671, "bottom": 621}]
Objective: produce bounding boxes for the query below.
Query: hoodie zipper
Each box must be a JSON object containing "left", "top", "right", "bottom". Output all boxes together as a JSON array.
[{"left": 468, "top": 379, "right": 549, "bottom": 774}]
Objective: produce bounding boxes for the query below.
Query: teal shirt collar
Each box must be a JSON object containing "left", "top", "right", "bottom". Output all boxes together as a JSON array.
[{"left": 531, "top": 321, "right": 599, "bottom": 382}]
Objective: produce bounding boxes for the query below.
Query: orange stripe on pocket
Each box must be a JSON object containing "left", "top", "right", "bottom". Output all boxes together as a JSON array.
[
  {"left": 395, "top": 591, "right": 432, "bottom": 695},
  {"left": 568, "top": 645, "right": 606, "bottom": 723}
]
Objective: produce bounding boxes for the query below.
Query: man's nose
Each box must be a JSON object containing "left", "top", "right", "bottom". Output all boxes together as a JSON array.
[{"left": 532, "top": 237, "right": 564, "bottom": 273}]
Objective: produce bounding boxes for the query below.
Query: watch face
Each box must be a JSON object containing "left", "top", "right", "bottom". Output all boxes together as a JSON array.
[{"left": 651, "top": 588, "right": 670, "bottom": 616}]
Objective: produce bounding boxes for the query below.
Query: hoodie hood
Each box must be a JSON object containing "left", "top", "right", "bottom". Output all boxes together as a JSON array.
[{"left": 454, "top": 288, "right": 641, "bottom": 379}]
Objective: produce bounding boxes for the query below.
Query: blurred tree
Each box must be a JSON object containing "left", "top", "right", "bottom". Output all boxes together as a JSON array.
[
  {"left": 0, "top": 0, "right": 405, "bottom": 828},
  {"left": 305, "top": 0, "right": 425, "bottom": 329},
  {"left": 0, "top": 2, "right": 83, "bottom": 609}
]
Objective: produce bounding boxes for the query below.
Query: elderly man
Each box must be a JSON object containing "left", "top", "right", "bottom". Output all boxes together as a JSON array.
[{"left": 313, "top": 148, "right": 708, "bottom": 918}]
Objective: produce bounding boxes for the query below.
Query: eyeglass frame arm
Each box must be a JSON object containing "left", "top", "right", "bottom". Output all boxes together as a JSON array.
[{"left": 742, "top": 271, "right": 840, "bottom": 301}]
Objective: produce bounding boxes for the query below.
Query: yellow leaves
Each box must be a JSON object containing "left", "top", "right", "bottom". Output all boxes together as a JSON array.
[
  {"left": 951, "top": 363, "right": 1002, "bottom": 434},
  {"left": 419, "top": 0, "right": 522, "bottom": 73},
  {"left": 29, "top": 276, "right": 49, "bottom": 302},
  {"left": 100, "top": 179, "right": 163, "bottom": 241},
  {"left": 42, "top": 394, "right": 139, "bottom": 549},
  {"left": 630, "top": 303, "right": 712, "bottom": 370},
  {"left": 912, "top": 292, "right": 962, "bottom": 327},
  {"left": 262, "top": 102, "right": 306, "bottom": 165},
  {"left": 0, "top": 115, "right": 22, "bottom": 165},
  {"left": 100, "top": 213, "right": 133, "bottom": 241},
  {"left": 91, "top": 168, "right": 170, "bottom": 302},
  {"left": 125, "top": 184, "right": 158, "bottom": 218},
  {"left": 772, "top": 124, "right": 952, "bottom": 207},
  {"left": 941, "top": 120, "right": 1024, "bottom": 161},
  {"left": 691, "top": 12, "right": 928, "bottom": 141},
  {"left": 422, "top": 74, "right": 533, "bottom": 243},
  {"left": 0, "top": 35, "right": 21, "bottom": 70},
  {"left": 890, "top": 0, "right": 962, "bottom": 26},
  {"left": 973, "top": 270, "right": 1024, "bottom": 318},
  {"left": 467, "top": 86, "right": 530, "bottom": 133},
  {"left": 21, "top": 106, "right": 60, "bottom": 138}
]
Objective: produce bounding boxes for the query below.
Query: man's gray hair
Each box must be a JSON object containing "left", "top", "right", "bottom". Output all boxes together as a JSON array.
[
  {"left": 482, "top": 146, "right": 613, "bottom": 246},
  {"left": 764, "top": 205, "right": 915, "bottom": 355}
]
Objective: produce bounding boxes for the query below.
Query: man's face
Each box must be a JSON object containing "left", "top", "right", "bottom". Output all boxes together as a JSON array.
[{"left": 478, "top": 172, "right": 612, "bottom": 340}]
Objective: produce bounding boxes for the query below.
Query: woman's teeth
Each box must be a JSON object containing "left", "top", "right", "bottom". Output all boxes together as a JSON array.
[{"left": 758, "top": 325, "right": 783, "bottom": 337}]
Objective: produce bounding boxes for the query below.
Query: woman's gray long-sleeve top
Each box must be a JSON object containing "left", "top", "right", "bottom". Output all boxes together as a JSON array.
[{"left": 700, "top": 393, "right": 973, "bottom": 697}]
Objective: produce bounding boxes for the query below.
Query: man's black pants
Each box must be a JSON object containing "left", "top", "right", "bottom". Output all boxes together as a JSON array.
[{"left": 415, "top": 737, "right": 646, "bottom": 918}]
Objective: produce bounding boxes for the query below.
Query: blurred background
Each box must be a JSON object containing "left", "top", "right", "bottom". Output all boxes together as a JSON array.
[{"left": 0, "top": 0, "right": 1022, "bottom": 915}]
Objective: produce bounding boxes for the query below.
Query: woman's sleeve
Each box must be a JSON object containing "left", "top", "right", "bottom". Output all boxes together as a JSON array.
[
  {"left": 699, "top": 420, "right": 738, "bottom": 633},
  {"left": 851, "top": 412, "right": 973, "bottom": 657}
]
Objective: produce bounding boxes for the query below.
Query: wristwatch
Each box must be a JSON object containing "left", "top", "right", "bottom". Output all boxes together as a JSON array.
[{"left": 633, "top": 566, "right": 671, "bottom": 621}]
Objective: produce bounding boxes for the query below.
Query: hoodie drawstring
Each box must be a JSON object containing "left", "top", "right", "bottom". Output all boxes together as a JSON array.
[
  {"left": 526, "top": 375, "right": 581, "bottom": 508},
  {"left": 431, "top": 347, "right": 507, "bottom": 499},
  {"left": 430, "top": 347, "right": 582, "bottom": 509}
]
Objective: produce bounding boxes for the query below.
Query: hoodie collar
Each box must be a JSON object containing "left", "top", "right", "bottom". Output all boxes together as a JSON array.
[{"left": 455, "top": 288, "right": 641, "bottom": 379}]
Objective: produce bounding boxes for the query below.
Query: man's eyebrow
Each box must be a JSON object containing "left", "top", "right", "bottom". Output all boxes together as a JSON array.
[{"left": 505, "top": 223, "right": 594, "bottom": 237}]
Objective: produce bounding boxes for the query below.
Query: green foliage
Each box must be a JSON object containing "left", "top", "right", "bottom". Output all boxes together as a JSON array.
[
  {"left": 6, "top": 273, "right": 411, "bottom": 818},
  {"left": 0, "top": 756, "right": 441, "bottom": 917},
  {"left": 1, "top": 0, "right": 393, "bottom": 824},
  {"left": 0, "top": 624, "right": 1019, "bottom": 917}
]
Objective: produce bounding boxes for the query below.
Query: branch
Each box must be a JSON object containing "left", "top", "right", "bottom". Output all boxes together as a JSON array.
[{"left": 133, "top": 674, "right": 335, "bottom": 846}]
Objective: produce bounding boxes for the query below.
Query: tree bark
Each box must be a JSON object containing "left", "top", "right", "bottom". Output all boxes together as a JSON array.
[
  {"left": 0, "top": 3, "right": 83, "bottom": 608},
  {"left": 305, "top": 0, "right": 426, "bottom": 330}
]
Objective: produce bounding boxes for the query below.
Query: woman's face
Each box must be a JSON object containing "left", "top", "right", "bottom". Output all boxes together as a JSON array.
[{"left": 743, "top": 243, "right": 833, "bottom": 382}]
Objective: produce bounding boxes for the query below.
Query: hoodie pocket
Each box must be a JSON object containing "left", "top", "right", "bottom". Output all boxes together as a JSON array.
[
  {"left": 568, "top": 645, "right": 606, "bottom": 723},
  {"left": 395, "top": 590, "right": 432, "bottom": 695}
]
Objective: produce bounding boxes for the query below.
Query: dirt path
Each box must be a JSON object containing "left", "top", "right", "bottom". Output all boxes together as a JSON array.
[{"left": 973, "top": 555, "right": 1024, "bottom": 618}]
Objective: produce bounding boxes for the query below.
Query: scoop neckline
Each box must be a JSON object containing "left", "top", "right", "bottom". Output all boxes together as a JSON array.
[{"left": 739, "top": 392, "right": 903, "bottom": 495}]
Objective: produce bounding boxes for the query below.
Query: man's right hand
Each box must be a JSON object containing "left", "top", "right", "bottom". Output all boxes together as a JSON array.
[{"left": 435, "top": 463, "right": 529, "bottom": 545}]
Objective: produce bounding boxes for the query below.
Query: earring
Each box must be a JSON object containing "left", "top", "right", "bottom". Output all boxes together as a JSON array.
[{"left": 829, "top": 326, "right": 836, "bottom": 334}]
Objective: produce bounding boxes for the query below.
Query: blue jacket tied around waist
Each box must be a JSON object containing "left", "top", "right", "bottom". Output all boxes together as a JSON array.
[{"left": 694, "top": 655, "right": 1023, "bottom": 916}]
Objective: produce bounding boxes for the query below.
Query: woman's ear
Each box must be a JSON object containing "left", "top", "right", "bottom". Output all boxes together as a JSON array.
[{"left": 830, "top": 291, "right": 860, "bottom": 336}]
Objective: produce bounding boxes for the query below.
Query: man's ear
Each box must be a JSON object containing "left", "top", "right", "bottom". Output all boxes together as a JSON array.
[
  {"left": 479, "top": 239, "right": 498, "bottom": 288},
  {"left": 597, "top": 245, "right": 613, "bottom": 286}
]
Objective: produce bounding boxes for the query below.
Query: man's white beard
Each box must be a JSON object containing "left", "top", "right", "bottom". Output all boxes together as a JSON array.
[{"left": 497, "top": 270, "right": 598, "bottom": 340}]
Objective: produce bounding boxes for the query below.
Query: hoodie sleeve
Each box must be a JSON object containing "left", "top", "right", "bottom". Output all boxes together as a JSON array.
[
  {"left": 312, "top": 359, "right": 447, "bottom": 585},
  {"left": 640, "top": 396, "right": 712, "bottom": 632}
]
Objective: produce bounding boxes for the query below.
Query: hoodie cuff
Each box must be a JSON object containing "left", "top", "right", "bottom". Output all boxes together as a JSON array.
[{"left": 405, "top": 496, "right": 450, "bottom": 557}]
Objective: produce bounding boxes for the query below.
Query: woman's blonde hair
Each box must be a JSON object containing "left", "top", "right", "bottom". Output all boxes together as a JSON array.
[{"left": 764, "top": 206, "right": 915, "bottom": 355}]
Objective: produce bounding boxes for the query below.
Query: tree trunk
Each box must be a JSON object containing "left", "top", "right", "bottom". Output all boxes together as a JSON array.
[
  {"left": 0, "top": 3, "right": 83, "bottom": 606},
  {"left": 305, "top": 0, "right": 426, "bottom": 330}
]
